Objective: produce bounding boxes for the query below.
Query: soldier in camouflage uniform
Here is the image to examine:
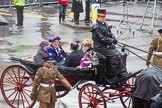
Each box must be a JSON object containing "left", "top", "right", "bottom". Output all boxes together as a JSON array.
[{"left": 30, "top": 55, "right": 73, "bottom": 108}]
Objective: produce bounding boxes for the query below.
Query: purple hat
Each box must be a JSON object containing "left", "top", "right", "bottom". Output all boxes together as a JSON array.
[
  {"left": 39, "top": 41, "right": 49, "bottom": 47},
  {"left": 49, "top": 36, "right": 61, "bottom": 42}
]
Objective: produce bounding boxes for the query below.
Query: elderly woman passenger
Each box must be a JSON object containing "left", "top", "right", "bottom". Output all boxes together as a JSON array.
[{"left": 47, "top": 36, "right": 67, "bottom": 64}]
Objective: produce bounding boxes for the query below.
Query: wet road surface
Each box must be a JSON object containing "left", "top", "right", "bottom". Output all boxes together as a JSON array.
[{"left": 0, "top": 2, "right": 162, "bottom": 108}]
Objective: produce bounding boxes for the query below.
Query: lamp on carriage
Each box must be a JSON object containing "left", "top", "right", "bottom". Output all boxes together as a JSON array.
[
  {"left": 92, "top": 53, "right": 99, "bottom": 75},
  {"left": 92, "top": 53, "right": 99, "bottom": 66}
]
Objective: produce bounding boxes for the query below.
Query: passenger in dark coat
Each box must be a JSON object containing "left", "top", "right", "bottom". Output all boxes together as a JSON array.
[
  {"left": 90, "top": 9, "right": 128, "bottom": 82},
  {"left": 64, "top": 42, "right": 84, "bottom": 67},
  {"left": 71, "top": 0, "right": 83, "bottom": 24}
]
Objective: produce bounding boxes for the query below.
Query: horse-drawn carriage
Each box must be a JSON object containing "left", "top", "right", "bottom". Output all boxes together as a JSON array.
[{"left": 0, "top": 47, "right": 143, "bottom": 108}]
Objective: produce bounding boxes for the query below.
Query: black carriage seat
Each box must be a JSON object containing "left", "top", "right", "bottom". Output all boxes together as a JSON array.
[
  {"left": 93, "top": 51, "right": 128, "bottom": 85},
  {"left": 10, "top": 57, "right": 42, "bottom": 74},
  {"left": 57, "top": 66, "right": 96, "bottom": 80}
]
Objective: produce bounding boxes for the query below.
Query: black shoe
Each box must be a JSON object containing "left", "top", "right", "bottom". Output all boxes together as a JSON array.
[
  {"left": 15, "top": 24, "right": 20, "bottom": 26},
  {"left": 59, "top": 19, "right": 61, "bottom": 24},
  {"left": 75, "top": 21, "right": 79, "bottom": 25},
  {"left": 15, "top": 24, "right": 23, "bottom": 26}
]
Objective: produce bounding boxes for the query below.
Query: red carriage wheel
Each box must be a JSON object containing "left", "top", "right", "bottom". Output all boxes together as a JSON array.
[
  {"left": 78, "top": 83, "right": 107, "bottom": 108},
  {"left": 120, "top": 76, "right": 136, "bottom": 108},
  {"left": 1, "top": 65, "right": 36, "bottom": 108}
]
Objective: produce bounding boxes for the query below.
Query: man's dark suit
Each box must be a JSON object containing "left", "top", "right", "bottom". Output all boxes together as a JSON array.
[{"left": 64, "top": 50, "right": 84, "bottom": 67}]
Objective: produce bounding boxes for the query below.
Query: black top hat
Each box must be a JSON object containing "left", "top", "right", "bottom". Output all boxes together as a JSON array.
[
  {"left": 97, "top": 8, "right": 106, "bottom": 17},
  {"left": 158, "top": 28, "right": 162, "bottom": 34}
]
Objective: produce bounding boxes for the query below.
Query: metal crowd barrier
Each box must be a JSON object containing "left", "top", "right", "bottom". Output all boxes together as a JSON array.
[{"left": 0, "top": 0, "right": 58, "bottom": 8}]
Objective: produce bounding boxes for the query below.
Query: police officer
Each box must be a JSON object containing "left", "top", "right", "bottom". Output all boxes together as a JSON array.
[
  {"left": 146, "top": 28, "right": 162, "bottom": 68},
  {"left": 14, "top": 0, "right": 25, "bottom": 26},
  {"left": 90, "top": 8, "right": 128, "bottom": 83},
  {"left": 30, "top": 55, "right": 73, "bottom": 108}
]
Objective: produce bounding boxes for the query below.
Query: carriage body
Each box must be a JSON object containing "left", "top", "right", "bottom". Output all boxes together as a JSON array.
[{"left": 0, "top": 51, "right": 142, "bottom": 108}]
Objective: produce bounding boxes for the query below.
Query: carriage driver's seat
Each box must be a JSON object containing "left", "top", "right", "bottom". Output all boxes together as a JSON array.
[{"left": 95, "top": 50, "right": 128, "bottom": 85}]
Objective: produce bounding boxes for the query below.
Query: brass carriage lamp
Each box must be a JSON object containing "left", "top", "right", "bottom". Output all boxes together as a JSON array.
[
  {"left": 92, "top": 53, "right": 99, "bottom": 75},
  {"left": 92, "top": 53, "right": 99, "bottom": 66}
]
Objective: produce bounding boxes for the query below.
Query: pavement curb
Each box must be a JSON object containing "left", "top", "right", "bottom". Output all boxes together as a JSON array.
[{"left": 62, "top": 21, "right": 91, "bottom": 30}]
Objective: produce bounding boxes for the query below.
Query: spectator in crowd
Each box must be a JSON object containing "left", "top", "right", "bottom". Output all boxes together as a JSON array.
[
  {"left": 85, "top": 0, "right": 91, "bottom": 24},
  {"left": 64, "top": 41, "right": 84, "bottom": 67},
  {"left": 14, "top": 0, "right": 25, "bottom": 26},
  {"left": 146, "top": 28, "right": 162, "bottom": 68},
  {"left": 34, "top": 41, "right": 49, "bottom": 65},
  {"left": 30, "top": 54, "right": 73, "bottom": 108},
  {"left": 47, "top": 36, "right": 67, "bottom": 64},
  {"left": 58, "top": 0, "right": 69, "bottom": 23},
  {"left": 71, "top": 0, "right": 83, "bottom": 24}
]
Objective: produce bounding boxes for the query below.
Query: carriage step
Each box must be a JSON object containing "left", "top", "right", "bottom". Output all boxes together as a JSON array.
[{"left": 109, "top": 93, "right": 119, "bottom": 97}]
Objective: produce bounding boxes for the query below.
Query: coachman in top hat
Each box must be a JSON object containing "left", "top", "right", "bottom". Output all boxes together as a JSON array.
[{"left": 90, "top": 8, "right": 128, "bottom": 83}]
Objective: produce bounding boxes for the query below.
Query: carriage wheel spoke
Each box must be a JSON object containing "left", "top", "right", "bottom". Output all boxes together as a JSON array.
[
  {"left": 4, "top": 77, "right": 16, "bottom": 85},
  {"left": 24, "top": 88, "right": 32, "bottom": 93},
  {"left": 6, "top": 71, "right": 17, "bottom": 84},
  {"left": 22, "top": 92, "right": 30, "bottom": 105},
  {"left": 4, "top": 87, "right": 15, "bottom": 92},
  {"left": 11, "top": 91, "right": 18, "bottom": 104},
  {"left": 12, "top": 68, "right": 19, "bottom": 82},
  {"left": 81, "top": 94, "right": 90, "bottom": 101},
  {"left": 21, "top": 71, "right": 26, "bottom": 84},
  {"left": 7, "top": 90, "right": 16, "bottom": 99},
  {"left": 120, "top": 76, "right": 136, "bottom": 108},
  {"left": 17, "top": 92, "right": 21, "bottom": 108},
  {"left": 18, "top": 68, "right": 21, "bottom": 83},
  {"left": 23, "top": 78, "right": 33, "bottom": 86},
  {"left": 20, "top": 92, "right": 25, "bottom": 108},
  {"left": 3, "top": 83, "right": 15, "bottom": 87}
]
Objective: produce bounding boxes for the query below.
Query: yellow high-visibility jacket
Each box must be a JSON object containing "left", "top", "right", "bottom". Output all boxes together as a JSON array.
[{"left": 14, "top": 0, "right": 25, "bottom": 6}]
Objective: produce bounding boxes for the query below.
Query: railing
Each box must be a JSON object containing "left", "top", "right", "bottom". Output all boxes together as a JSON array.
[{"left": 0, "top": 0, "right": 58, "bottom": 8}]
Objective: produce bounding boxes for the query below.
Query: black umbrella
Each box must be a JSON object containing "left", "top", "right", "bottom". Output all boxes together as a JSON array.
[{"left": 0, "top": 15, "right": 9, "bottom": 26}]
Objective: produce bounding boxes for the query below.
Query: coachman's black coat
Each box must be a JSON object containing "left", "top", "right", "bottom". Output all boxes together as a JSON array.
[{"left": 91, "top": 20, "right": 127, "bottom": 77}]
